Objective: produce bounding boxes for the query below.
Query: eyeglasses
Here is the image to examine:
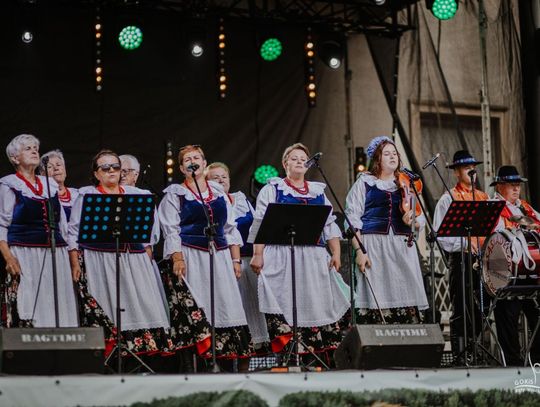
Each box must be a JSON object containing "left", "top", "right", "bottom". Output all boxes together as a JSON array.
[
  {"left": 121, "top": 168, "right": 137, "bottom": 175},
  {"left": 97, "top": 163, "right": 121, "bottom": 172}
]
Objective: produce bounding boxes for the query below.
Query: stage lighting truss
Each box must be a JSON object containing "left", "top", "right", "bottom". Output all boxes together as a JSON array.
[
  {"left": 165, "top": 141, "right": 174, "bottom": 185},
  {"left": 95, "top": 7, "right": 103, "bottom": 92},
  {"left": 304, "top": 28, "right": 316, "bottom": 107},
  {"left": 118, "top": 25, "right": 143, "bottom": 50},
  {"left": 217, "top": 18, "right": 227, "bottom": 99},
  {"left": 260, "top": 37, "right": 282, "bottom": 61}
]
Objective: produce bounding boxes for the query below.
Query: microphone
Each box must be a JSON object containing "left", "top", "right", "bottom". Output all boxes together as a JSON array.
[
  {"left": 304, "top": 152, "right": 323, "bottom": 169},
  {"left": 401, "top": 167, "right": 420, "bottom": 181},
  {"left": 42, "top": 156, "right": 49, "bottom": 165},
  {"left": 187, "top": 163, "right": 200, "bottom": 173},
  {"left": 468, "top": 169, "right": 476, "bottom": 179},
  {"left": 422, "top": 153, "right": 441, "bottom": 170}
]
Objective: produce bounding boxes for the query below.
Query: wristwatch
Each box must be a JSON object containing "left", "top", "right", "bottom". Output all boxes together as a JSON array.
[{"left": 232, "top": 259, "right": 242, "bottom": 264}]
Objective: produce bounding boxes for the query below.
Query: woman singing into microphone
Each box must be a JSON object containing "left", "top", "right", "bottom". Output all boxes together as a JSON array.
[{"left": 345, "top": 136, "right": 428, "bottom": 324}]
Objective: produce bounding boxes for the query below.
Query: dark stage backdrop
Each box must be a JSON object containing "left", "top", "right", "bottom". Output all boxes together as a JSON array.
[{"left": 0, "top": 3, "right": 324, "bottom": 198}]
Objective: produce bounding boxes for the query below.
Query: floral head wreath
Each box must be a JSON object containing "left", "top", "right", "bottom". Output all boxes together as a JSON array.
[{"left": 366, "top": 136, "right": 394, "bottom": 159}]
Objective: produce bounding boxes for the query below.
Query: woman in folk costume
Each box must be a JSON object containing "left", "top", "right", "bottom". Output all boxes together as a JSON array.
[
  {"left": 39, "top": 149, "right": 78, "bottom": 221},
  {"left": 206, "top": 162, "right": 269, "bottom": 349},
  {"left": 158, "top": 145, "right": 252, "bottom": 367},
  {"left": 250, "top": 142, "right": 349, "bottom": 361},
  {"left": 68, "top": 149, "right": 171, "bottom": 356},
  {"left": 0, "top": 134, "right": 78, "bottom": 327},
  {"left": 345, "top": 136, "right": 428, "bottom": 323}
]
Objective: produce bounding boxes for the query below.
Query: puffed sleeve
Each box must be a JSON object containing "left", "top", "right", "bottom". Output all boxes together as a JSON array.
[
  {"left": 0, "top": 184, "right": 16, "bottom": 242},
  {"left": 157, "top": 191, "right": 183, "bottom": 259},
  {"left": 224, "top": 197, "right": 243, "bottom": 247},
  {"left": 323, "top": 194, "right": 342, "bottom": 240},
  {"left": 253, "top": 183, "right": 276, "bottom": 222},
  {"left": 67, "top": 191, "right": 85, "bottom": 251},
  {"left": 344, "top": 177, "right": 366, "bottom": 230},
  {"left": 433, "top": 192, "right": 462, "bottom": 253}
]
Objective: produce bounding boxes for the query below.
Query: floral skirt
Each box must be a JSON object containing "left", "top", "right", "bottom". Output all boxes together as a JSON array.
[
  {"left": 265, "top": 313, "right": 349, "bottom": 355},
  {"left": 2, "top": 275, "right": 33, "bottom": 327},
  {"left": 77, "top": 271, "right": 172, "bottom": 356},
  {"left": 162, "top": 269, "right": 253, "bottom": 359},
  {"left": 355, "top": 306, "right": 425, "bottom": 324}
]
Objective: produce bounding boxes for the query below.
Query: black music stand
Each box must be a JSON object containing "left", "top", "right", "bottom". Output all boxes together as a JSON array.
[
  {"left": 437, "top": 200, "right": 504, "bottom": 365},
  {"left": 252, "top": 203, "right": 331, "bottom": 370},
  {"left": 79, "top": 193, "right": 156, "bottom": 374}
]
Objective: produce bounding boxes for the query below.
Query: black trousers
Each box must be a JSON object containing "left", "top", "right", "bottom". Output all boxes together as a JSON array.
[
  {"left": 446, "top": 251, "right": 489, "bottom": 356},
  {"left": 494, "top": 299, "right": 540, "bottom": 366}
]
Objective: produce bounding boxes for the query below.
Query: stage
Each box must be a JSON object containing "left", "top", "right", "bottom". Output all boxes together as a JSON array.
[{"left": 0, "top": 367, "right": 534, "bottom": 407}]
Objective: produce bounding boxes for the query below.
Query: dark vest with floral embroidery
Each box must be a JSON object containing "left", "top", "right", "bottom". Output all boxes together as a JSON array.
[
  {"left": 179, "top": 194, "right": 228, "bottom": 251},
  {"left": 360, "top": 182, "right": 410, "bottom": 236},
  {"left": 7, "top": 189, "right": 67, "bottom": 247}
]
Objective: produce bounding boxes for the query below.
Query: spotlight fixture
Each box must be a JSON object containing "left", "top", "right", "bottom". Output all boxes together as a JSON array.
[
  {"left": 191, "top": 43, "right": 204, "bottom": 57},
  {"left": 260, "top": 37, "right": 282, "bottom": 61},
  {"left": 251, "top": 164, "right": 279, "bottom": 199},
  {"left": 118, "top": 25, "right": 143, "bottom": 50},
  {"left": 426, "top": 0, "right": 458, "bottom": 20},
  {"left": 165, "top": 141, "right": 174, "bottom": 185},
  {"left": 217, "top": 18, "right": 227, "bottom": 99},
  {"left": 21, "top": 31, "right": 33, "bottom": 43},
  {"left": 319, "top": 39, "right": 344, "bottom": 70},
  {"left": 304, "top": 28, "right": 316, "bottom": 107}
]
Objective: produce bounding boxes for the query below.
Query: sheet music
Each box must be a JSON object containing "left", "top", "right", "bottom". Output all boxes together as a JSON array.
[{"left": 247, "top": 218, "right": 262, "bottom": 244}]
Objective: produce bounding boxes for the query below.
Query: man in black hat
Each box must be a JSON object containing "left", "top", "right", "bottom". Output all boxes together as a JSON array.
[
  {"left": 433, "top": 150, "right": 489, "bottom": 365},
  {"left": 491, "top": 165, "right": 540, "bottom": 365}
]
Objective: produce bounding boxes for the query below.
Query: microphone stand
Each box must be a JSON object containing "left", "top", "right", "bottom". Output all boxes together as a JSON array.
[
  {"left": 310, "top": 159, "right": 386, "bottom": 324},
  {"left": 43, "top": 160, "right": 60, "bottom": 327},
  {"left": 189, "top": 168, "right": 220, "bottom": 373}
]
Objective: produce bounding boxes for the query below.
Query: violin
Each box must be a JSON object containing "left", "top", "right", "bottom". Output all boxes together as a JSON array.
[{"left": 398, "top": 169, "right": 423, "bottom": 247}]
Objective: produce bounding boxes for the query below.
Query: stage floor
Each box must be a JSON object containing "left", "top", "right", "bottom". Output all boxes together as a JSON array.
[{"left": 0, "top": 367, "right": 535, "bottom": 407}]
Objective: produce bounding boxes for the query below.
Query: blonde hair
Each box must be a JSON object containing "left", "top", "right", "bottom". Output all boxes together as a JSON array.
[
  {"left": 206, "top": 161, "right": 230, "bottom": 176},
  {"left": 281, "top": 142, "right": 310, "bottom": 166}
]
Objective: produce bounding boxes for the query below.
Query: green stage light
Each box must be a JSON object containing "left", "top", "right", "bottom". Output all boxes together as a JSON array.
[
  {"left": 118, "top": 26, "right": 143, "bottom": 50},
  {"left": 431, "top": 0, "right": 457, "bottom": 20},
  {"left": 254, "top": 165, "right": 279, "bottom": 184},
  {"left": 260, "top": 38, "right": 282, "bottom": 61}
]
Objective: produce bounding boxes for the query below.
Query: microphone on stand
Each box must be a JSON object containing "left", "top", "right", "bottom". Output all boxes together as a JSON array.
[
  {"left": 468, "top": 169, "right": 477, "bottom": 180},
  {"left": 304, "top": 152, "right": 323, "bottom": 169},
  {"left": 422, "top": 153, "right": 441, "bottom": 170},
  {"left": 401, "top": 167, "right": 420, "bottom": 181},
  {"left": 187, "top": 163, "right": 200, "bottom": 173}
]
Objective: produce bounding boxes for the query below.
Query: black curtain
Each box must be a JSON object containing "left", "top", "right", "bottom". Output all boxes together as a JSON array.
[{"left": 0, "top": 2, "right": 317, "bottom": 196}]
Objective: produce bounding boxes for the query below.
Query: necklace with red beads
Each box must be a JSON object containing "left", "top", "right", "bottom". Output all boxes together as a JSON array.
[
  {"left": 59, "top": 187, "right": 71, "bottom": 203},
  {"left": 184, "top": 180, "right": 214, "bottom": 203},
  {"left": 96, "top": 185, "right": 124, "bottom": 195},
  {"left": 16, "top": 172, "right": 43, "bottom": 196},
  {"left": 284, "top": 177, "right": 309, "bottom": 195}
]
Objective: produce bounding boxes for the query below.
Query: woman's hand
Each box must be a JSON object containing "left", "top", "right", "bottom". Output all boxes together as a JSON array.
[
  {"left": 171, "top": 252, "right": 186, "bottom": 278},
  {"left": 250, "top": 253, "right": 264, "bottom": 275},
  {"left": 68, "top": 250, "right": 81, "bottom": 282},
  {"left": 329, "top": 253, "right": 341, "bottom": 272},
  {"left": 5, "top": 255, "right": 21, "bottom": 276},
  {"left": 402, "top": 210, "right": 413, "bottom": 226},
  {"left": 355, "top": 250, "right": 371, "bottom": 273},
  {"left": 233, "top": 262, "right": 242, "bottom": 279}
]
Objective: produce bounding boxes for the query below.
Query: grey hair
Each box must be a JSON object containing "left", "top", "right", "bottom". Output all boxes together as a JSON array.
[
  {"left": 39, "top": 149, "right": 66, "bottom": 175},
  {"left": 119, "top": 154, "right": 140, "bottom": 172},
  {"left": 6, "top": 134, "right": 40, "bottom": 166}
]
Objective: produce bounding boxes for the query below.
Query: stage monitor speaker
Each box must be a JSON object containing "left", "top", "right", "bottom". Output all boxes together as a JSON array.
[
  {"left": 0, "top": 327, "right": 105, "bottom": 375},
  {"left": 335, "top": 324, "right": 444, "bottom": 370}
]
